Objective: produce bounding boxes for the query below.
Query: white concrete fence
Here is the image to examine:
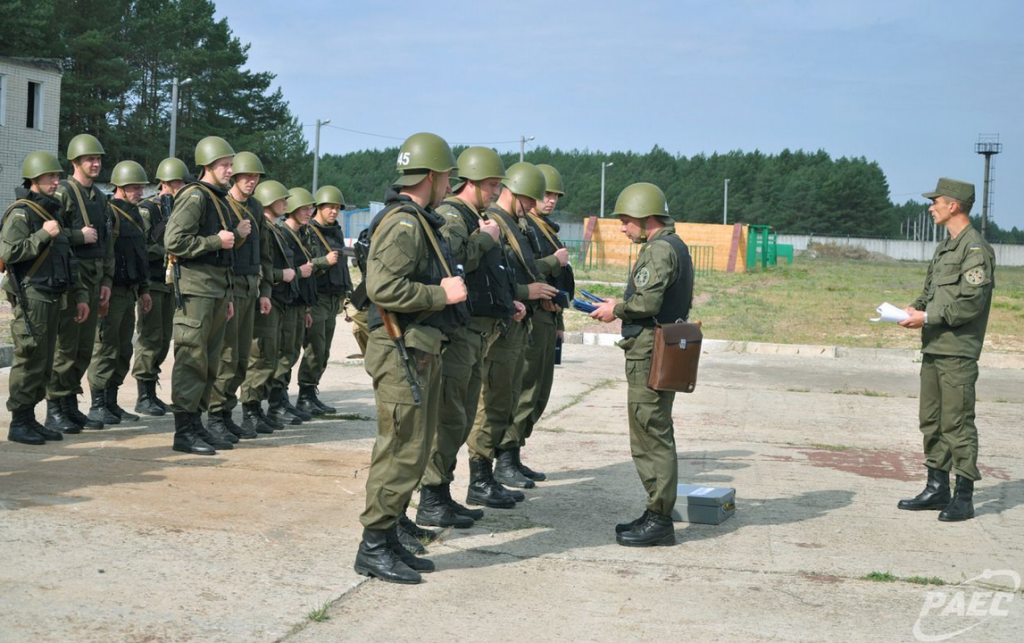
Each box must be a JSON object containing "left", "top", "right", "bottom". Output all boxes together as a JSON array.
[{"left": 778, "top": 234, "right": 1024, "bottom": 266}]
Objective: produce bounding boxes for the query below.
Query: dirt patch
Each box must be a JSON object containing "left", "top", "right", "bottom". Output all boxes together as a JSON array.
[
  {"left": 778, "top": 446, "right": 1011, "bottom": 482},
  {"left": 805, "top": 242, "right": 895, "bottom": 263}
]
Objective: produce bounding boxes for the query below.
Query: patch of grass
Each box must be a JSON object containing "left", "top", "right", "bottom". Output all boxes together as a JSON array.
[
  {"left": 322, "top": 413, "right": 374, "bottom": 421},
  {"left": 549, "top": 378, "right": 618, "bottom": 415},
  {"left": 831, "top": 388, "right": 892, "bottom": 398},
  {"left": 808, "top": 443, "right": 851, "bottom": 452},
  {"left": 307, "top": 599, "right": 332, "bottom": 622},
  {"left": 786, "top": 387, "right": 811, "bottom": 393},
  {"left": 862, "top": 571, "right": 946, "bottom": 586}
]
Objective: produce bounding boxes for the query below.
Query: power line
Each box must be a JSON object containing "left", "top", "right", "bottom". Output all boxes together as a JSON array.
[{"left": 313, "top": 123, "right": 522, "bottom": 146}]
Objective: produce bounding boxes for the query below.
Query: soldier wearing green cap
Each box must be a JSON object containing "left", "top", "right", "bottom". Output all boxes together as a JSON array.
[
  {"left": 590, "top": 182, "right": 693, "bottom": 547},
  {"left": 465, "top": 161, "right": 559, "bottom": 503},
  {"left": 353, "top": 132, "right": 469, "bottom": 585},
  {"left": 296, "top": 185, "right": 352, "bottom": 416},
  {"left": 205, "top": 152, "right": 273, "bottom": 443},
  {"left": 239, "top": 180, "right": 296, "bottom": 435},
  {"left": 415, "top": 146, "right": 512, "bottom": 528},
  {"left": 132, "top": 157, "right": 190, "bottom": 416},
  {"left": 85, "top": 161, "right": 153, "bottom": 425},
  {"left": 507, "top": 163, "right": 572, "bottom": 483},
  {"left": 45, "top": 133, "right": 115, "bottom": 433},
  {"left": 4, "top": 151, "right": 89, "bottom": 444},
  {"left": 897, "top": 178, "right": 995, "bottom": 523},
  {"left": 266, "top": 187, "right": 318, "bottom": 426},
  {"left": 163, "top": 136, "right": 244, "bottom": 455}
]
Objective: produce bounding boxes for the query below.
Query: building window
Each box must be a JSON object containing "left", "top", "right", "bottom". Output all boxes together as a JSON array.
[
  {"left": 0, "top": 74, "right": 7, "bottom": 127},
  {"left": 27, "top": 80, "right": 43, "bottom": 130}
]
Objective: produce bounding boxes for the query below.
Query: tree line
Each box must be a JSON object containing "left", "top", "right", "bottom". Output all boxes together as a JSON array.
[{"left": 2, "top": 1, "right": 1019, "bottom": 243}]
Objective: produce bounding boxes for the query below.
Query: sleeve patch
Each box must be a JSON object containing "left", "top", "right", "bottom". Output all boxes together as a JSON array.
[{"left": 964, "top": 267, "right": 985, "bottom": 285}]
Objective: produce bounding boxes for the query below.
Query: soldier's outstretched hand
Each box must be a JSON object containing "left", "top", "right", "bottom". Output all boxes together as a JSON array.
[{"left": 590, "top": 299, "right": 617, "bottom": 323}]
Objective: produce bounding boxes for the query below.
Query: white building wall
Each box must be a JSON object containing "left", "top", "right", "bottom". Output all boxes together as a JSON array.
[
  {"left": 777, "top": 234, "right": 1024, "bottom": 267},
  {"left": 0, "top": 58, "right": 63, "bottom": 204}
]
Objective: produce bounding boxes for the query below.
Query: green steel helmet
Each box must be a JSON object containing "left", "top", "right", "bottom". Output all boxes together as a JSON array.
[
  {"left": 232, "top": 151, "right": 265, "bottom": 176},
  {"left": 155, "top": 157, "right": 189, "bottom": 182},
  {"left": 194, "top": 136, "right": 235, "bottom": 167},
  {"left": 255, "top": 180, "right": 290, "bottom": 208},
  {"left": 535, "top": 164, "right": 564, "bottom": 196},
  {"left": 67, "top": 134, "right": 105, "bottom": 160},
  {"left": 457, "top": 147, "right": 506, "bottom": 182},
  {"left": 314, "top": 185, "right": 346, "bottom": 207},
  {"left": 393, "top": 132, "right": 457, "bottom": 187},
  {"left": 285, "top": 187, "right": 316, "bottom": 214},
  {"left": 612, "top": 182, "right": 669, "bottom": 219},
  {"left": 502, "top": 162, "right": 546, "bottom": 202},
  {"left": 21, "top": 151, "right": 63, "bottom": 180},
  {"left": 110, "top": 160, "right": 149, "bottom": 187}
]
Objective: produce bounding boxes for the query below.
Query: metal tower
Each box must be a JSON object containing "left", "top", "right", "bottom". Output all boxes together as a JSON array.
[{"left": 975, "top": 134, "right": 1002, "bottom": 239}]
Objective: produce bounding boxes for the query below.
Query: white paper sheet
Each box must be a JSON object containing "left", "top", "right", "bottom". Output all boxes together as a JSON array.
[{"left": 871, "top": 302, "right": 910, "bottom": 323}]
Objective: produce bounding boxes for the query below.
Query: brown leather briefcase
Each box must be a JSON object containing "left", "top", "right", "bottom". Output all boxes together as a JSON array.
[{"left": 647, "top": 323, "right": 703, "bottom": 393}]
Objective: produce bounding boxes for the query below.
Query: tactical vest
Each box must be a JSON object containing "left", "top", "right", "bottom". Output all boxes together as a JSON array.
[
  {"left": 366, "top": 199, "right": 469, "bottom": 336},
  {"left": 278, "top": 221, "right": 318, "bottom": 307},
  {"left": 349, "top": 227, "right": 372, "bottom": 310},
  {"left": 621, "top": 233, "right": 694, "bottom": 338},
  {"left": 139, "top": 196, "right": 171, "bottom": 283},
  {"left": 487, "top": 207, "right": 539, "bottom": 289},
  {"left": 3, "top": 194, "right": 74, "bottom": 294},
  {"left": 226, "top": 195, "right": 262, "bottom": 277},
  {"left": 443, "top": 199, "right": 516, "bottom": 320},
  {"left": 109, "top": 200, "right": 150, "bottom": 287},
  {"left": 60, "top": 179, "right": 110, "bottom": 260},
  {"left": 266, "top": 222, "right": 298, "bottom": 306},
  {"left": 526, "top": 213, "right": 575, "bottom": 301},
  {"left": 176, "top": 182, "right": 234, "bottom": 269},
  {"left": 309, "top": 220, "right": 352, "bottom": 295}
]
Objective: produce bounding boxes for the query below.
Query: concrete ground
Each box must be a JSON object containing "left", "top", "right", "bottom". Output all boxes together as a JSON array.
[{"left": 2, "top": 325, "right": 1023, "bottom": 643}]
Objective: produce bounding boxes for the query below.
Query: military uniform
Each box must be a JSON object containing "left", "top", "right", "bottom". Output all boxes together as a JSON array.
[
  {"left": 272, "top": 216, "right": 318, "bottom": 418},
  {"left": 299, "top": 216, "right": 352, "bottom": 405},
  {"left": 3, "top": 182, "right": 84, "bottom": 444},
  {"left": 87, "top": 194, "right": 150, "bottom": 418},
  {"left": 132, "top": 193, "right": 175, "bottom": 409}
]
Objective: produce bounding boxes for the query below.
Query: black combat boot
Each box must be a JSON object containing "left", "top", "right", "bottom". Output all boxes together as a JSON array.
[
  {"left": 242, "top": 403, "right": 274, "bottom": 434},
  {"left": 149, "top": 381, "right": 169, "bottom": 412},
  {"left": 259, "top": 399, "right": 285, "bottom": 429},
  {"left": 27, "top": 410, "right": 63, "bottom": 441},
  {"left": 441, "top": 482, "right": 484, "bottom": 520},
  {"left": 386, "top": 524, "right": 436, "bottom": 572},
  {"left": 494, "top": 448, "right": 535, "bottom": 489},
  {"left": 398, "top": 513, "right": 438, "bottom": 553},
  {"left": 226, "top": 410, "right": 256, "bottom": 439},
  {"left": 106, "top": 385, "right": 140, "bottom": 421},
  {"left": 206, "top": 412, "right": 239, "bottom": 444},
  {"left": 88, "top": 388, "right": 120, "bottom": 425},
  {"left": 268, "top": 389, "right": 301, "bottom": 426},
  {"left": 416, "top": 485, "right": 475, "bottom": 528},
  {"left": 466, "top": 457, "right": 517, "bottom": 509},
  {"left": 897, "top": 467, "right": 951, "bottom": 511},
  {"left": 938, "top": 476, "right": 975, "bottom": 522},
  {"left": 282, "top": 390, "right": 312, "bottom": 421},
  {"left": 353, "top": 528, "right": 422, "bottom": 584},
  {"left": 64, "top": 394, "right": 103, "bottom": 430},
  {"left": 7, "top": 407, "right": 45, "bottom": 445},
  {"left": 194, "top": 413, "right": 233, "bottom": 450},
  {"left": 616, "top": 510, "right": 676, "bottom": 547},
  {"left": 172, "top": 412, "right": 215, "bottom": 455},
  {"left": 296, "top": 385, "right": 325, "bottom": 417},
  {"left": 616, "top": 510, "right": 649, "bottom": 534},
  {"left": 134, "top": 379, "right": 165, "bottom": 416},
  {"left": 45, "top": 398, "right": 81, "bottom": 434},
  {"left": 512, "top": 446, "right": 546, "bottom": 481},
  {"left": 311, "top": 387, "right": 336, "bottom": 414}
]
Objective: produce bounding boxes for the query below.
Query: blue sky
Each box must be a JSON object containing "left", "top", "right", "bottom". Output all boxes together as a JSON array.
[{"left": 215, "top": 0, "right": 1023, "bottom": 230}]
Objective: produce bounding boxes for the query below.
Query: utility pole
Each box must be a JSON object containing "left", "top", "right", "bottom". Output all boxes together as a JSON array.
[
  {"left": 723, "top": 178, "right": 730, "bottom": 225},
  {"left": 169, "top": 77, "right": 192, "bottom": 158},
  {"left": 519, "top": 134, "right": 534, "bottom": 162},
  {"left": 313, "top": 118, "right": 331, "bottom": 192},
  {"left": 600, "top": 161, "right": 614, "bottom": 218},
  {"left": 975, "top": 134, "right": 1002, "bottom": 239}
]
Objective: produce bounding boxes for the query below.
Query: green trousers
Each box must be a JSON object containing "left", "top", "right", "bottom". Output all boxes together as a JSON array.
[
  {"left": 421, "top": 322, "right": 493, "bottom": 486},
  {"left": 131, "top": 286, "right": 174, "bottom": 382},
  {"left": 210, "top": 291, "right": 257, "bottom": 413},
  {"left": 299, "top": 292, "right": 342, "bottom": 387},
  {"left": 88, "top": 285, "right": 139, "bottom": 390},
  {"left": 919, "top": 354, "right": 982, "bottom": 481},
  {"left": 360, "top": 327, "right": 442, "bottom": 530},
  {"left": 350, "top": 306, "right": 369, "bottom": 357},
  {"left": 626, "top": 355, "right": 678, "bottom": 516},
  {"left": 47, "top": 258, "right": 102, "bottom": 399},
  {"left": 6, "top": 289, "right": 61, "bottom": 412},
  {"left": 170, "top": 294, "right": 229, "bottom": 414},
  {"left": 273, "top": 305, "right": 305, "bottom": 394},
  {"left": 240, "top": 302, "right": 281, "bottom": 404},
  {"left": 508, "top": 308, "right": 558, "bottom": 448},
  {"left": 467, "top": 320, "right": 528, "bottom": 461}
]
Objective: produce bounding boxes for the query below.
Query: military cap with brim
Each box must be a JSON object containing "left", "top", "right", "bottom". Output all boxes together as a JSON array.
[{"left": 923, "top": 178, "right": 975, "bottom": 204}]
